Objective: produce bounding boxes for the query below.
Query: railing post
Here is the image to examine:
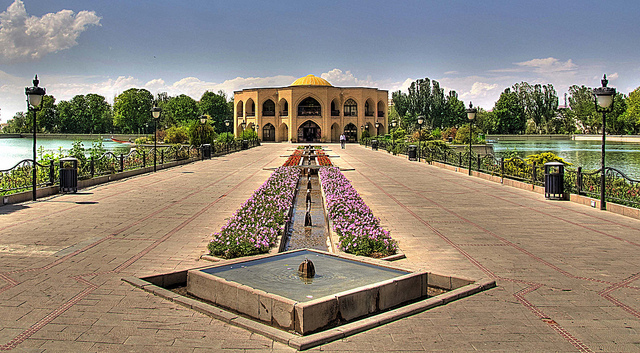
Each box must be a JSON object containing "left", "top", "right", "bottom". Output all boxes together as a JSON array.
[
  {"left": 477, "top": 155, "right": 481, "bottom": 172},
  {"left": 161, "top": 149, "right": 164, "bottom": 165},
  {"left": 577, "top": 166, "right": 582, "bottom": 195},
  {"left": 532, "top": 161, "right": 537, "bottom": 183},
  {"left": 143, "top": 150, "right": 146, "bottom": 168},
  {"left": 458, "top": 152, "right": 462, "bottom": 167},
  {"left": 500, "top": 158, "right": 505, "bottom": 182},
  {"left": 119, "top": 154, "right": 124, "bottom": 172},
  {"left": 90, "top": 157, "right": 95, "bottom": 178},
  {"left": 49, "top": 163, "right": 55, "bottom": 185}
]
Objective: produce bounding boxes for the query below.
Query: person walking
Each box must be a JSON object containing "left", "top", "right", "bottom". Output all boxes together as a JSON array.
[{"left": 340, "top": 133, "right": 346, "bottom": 149}]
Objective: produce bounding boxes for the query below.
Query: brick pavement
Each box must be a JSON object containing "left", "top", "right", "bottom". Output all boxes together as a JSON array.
[{"left": 1, "top": 143, "right": 640, "bottom": 352}]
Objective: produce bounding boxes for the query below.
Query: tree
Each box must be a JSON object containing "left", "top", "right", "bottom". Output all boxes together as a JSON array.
[
  {"left": 4, "top": 112, "right": 29, "bottom": 133},
  {"left": 163, "top": 94, "right": 199, "bottom": 126},
  {"left": 85, "top": 94, "right": 113, "bottom": 133},
  {"left": 568, "top": 85, "right": 597, "bottom": 133},
  {"left": 493, "top": 88, "right": 526, "bottom": 134},
  {"left": 444, "top": 91, "right": 466, "bottom": 128},
  {"left": 199, "top": 90, "right": 231, "bottom": 134},
  {"left": 56, "top": 94, "right": 112, "bottom": 134},
  {"left": 113, "top": 88, "right": 154, "bottom": 133},
  {"left": 606, "top": 93, "right": 628, "bottom": 135},
  {"left": 625, "top": 87, "right": 640, "bottom": 134},
  {"left": 36, "top": 95, "right": 58, "bottom": 133}
]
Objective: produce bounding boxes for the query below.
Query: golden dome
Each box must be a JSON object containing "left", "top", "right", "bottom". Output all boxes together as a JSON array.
[{"left": 291, "top": 74, "right": 332, "bottom": 87}]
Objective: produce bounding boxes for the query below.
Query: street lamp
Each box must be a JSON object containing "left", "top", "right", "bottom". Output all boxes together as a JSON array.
[
  {"left": 466, "top": 102, "right": 477, "bottom": 176},
  {"left": 375, "top": 121, "right": 380, "bottom": 137},
  {"left": 417, "top": 116, "right": 424, "bottom": 162},
  {"left": 593, "top": 74, "right": 616, "bottom": 210},
  {"left": 151, "top": 106, "right": 162, "bottom": 172},
  {"left": 360, "top": 125, "right": 364, "bottom": 142},
  {"left": 199, "top": 115, "right": 207, "bottom": 160},
  {"left": 391, "top": 119, "right": 397, "bottom": 153},
  {"left": 225, "top": 119, "right": 231, "bottom": 153},
  {"left": 25, "top": 75, "right": 46, "bottom": 201}
]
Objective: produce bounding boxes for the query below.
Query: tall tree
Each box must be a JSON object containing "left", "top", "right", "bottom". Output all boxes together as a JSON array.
[
  {"left": 444, "top": 91, "right": 466, "bottom": 128},
  {"left": 493, "top": 88, "right": 526, "bottom": 134},
  {"left": 113, "top": 88, "right": 154, "bottom": 133},
  {"left": 163, "top": 94, "right": 199, "bottom": 126},
  {"left": 199, "top": 90, "right": 231, "bottom": 134},
  {"left": 568, "top": 85, "right": 597, "bottom": 133},
  {"left": 625, "top": 87, "right": 640, "bottom": 134},
  {"left": 36, "top": 95, "right": 58, "bottom": 133}
]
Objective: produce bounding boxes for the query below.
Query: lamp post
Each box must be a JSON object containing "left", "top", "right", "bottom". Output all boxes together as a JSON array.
[
  {"left": 151, "top": 106, "right": 162, "bottom": 172},
  {"left": 417, "top": 116, "right": 424, "bottom": 162},
  {"left": 466, "top": 102, "right": 477, "bottom": 176},
  {"left": 593, "top": 74, "right": 616, "bottom": 210},
  {"left": 391, "top": 119, "right": 397, "bottom": 153},
  {"left": 360, "top": 125, "right": 364, "bottom": 142},
  {"left": 375, "top": 121, "right": 380, "bottom": 137},
  {"left": 25, "top": 75, "right": 46, "bottom": 201},
  {"left": 199, "top": 115, "right": 207, "bottom": 160},
  {"left": 225, "top": 119, "right": 230, "bottom": 153}
]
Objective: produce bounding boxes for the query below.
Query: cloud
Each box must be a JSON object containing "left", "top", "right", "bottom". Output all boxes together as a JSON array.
[
  {"left": 0, "top": 0, "right": 101, "bottom": 62},
  {"left": 515, "top": 57, "right": 577, "bottom": 73},
  {"left": 321, "top": 69, "right": 377, "bottom": 87},
  {"left": 469, "top": 82, "right": 498, "bottom": 96}
]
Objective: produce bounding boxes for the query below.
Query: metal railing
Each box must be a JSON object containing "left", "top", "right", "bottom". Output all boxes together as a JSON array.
[
  {"left": 363, "top": 139, "right": 640, "bottom": 209},
  {"left": 1, "top": 139, "right": 261, "bottom": 197}
]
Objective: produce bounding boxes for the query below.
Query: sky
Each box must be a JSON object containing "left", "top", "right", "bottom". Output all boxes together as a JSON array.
[{"left": 1, "top": 0, "right": 639, "bottom": 123}]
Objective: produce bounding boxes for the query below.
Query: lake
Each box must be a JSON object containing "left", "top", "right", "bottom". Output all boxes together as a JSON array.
[
  {"left": 0, "top": 137, "right": 130, "bottom": 170},
  {"left": 492, "top": 139, "right": 640, "bottom": 179}
]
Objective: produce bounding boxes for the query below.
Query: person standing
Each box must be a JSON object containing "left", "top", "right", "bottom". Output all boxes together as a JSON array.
[{"left": 340, "top": 132, "right": 346, "bottom": 149}]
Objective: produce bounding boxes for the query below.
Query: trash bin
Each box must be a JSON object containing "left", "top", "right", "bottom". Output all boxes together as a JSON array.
[
  {"left": 242, "top": 140, "right": 249, "bottom": 150},
  {"left": 544, "top": 161, "right": 565, "bottom": 200},
  {"left": 371, "top": 140, "right": 378, "bottom": 151},
  {"left": 408, "top": 145, "right": 417, "bottom": 161},
  {"left": 59, "top": 157, "right": 78, "bottom": 193},
  {"left": 203, "top": 144, "right": 211, "bottom": 159},
  {"left": 448, "top": 137, "right": 453, "bottom": 143}
]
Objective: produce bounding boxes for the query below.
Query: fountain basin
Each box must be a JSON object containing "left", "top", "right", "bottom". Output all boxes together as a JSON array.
[{"left": 187, "top": 249, "right": 428, "bottom": 334}]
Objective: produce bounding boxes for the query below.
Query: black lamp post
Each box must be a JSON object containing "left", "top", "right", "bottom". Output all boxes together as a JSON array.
[
  {"left": 391, "top": 119, "right": 397, "bottom": 151},
  {"left": 375, "top": 121, "right": 380, "bottom": 137},
  {"left": 360, "top": 125, "right": 364, "bottom": 142},
  {"left": 417, "top": 116, "right": 424, "bottom": 162},
  {"left": 25, "top": 75, "right": 46, "bottom": 201},
  {"left": 224, "top": 119, "right": 230, "bottom": 153},
  {"left": 593, "top": 74, "right": 616, "bottom": 210},
  {"left": 466, "top": 102, "right": 477, "bottom": 176},
  {"left": 151, "top": 106, "right": 162, "bottom": 172}
]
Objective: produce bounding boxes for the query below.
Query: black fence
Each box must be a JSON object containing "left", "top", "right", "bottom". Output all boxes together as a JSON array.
[
  {"left": 1, "top": 138, "right": 259, "bottom": 197},
  {"left": 363, "top": 139, "right": 640, "bottom": 209}
]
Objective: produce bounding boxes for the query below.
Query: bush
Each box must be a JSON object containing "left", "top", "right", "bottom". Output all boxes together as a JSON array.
[{"left": 164, "top": 126, "right": 189, "bottom": 144}]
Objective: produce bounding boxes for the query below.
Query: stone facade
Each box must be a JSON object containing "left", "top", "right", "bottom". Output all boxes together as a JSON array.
[{"left": 233, "top": 75, "right": 388, "bottom": 143}]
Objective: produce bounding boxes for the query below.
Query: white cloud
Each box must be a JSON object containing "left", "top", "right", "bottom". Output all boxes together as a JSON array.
[
  {"left": 469, "top": 82, "right": 498, "bottom": 96},
  {"left": 0, "top": 0, "right": 101, "bottom": 62},
  {"left": 515, "top": 57, "right": 577, "bottom": 73}
]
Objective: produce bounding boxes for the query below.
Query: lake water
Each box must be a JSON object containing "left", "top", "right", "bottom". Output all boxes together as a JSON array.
[
  {"left": 492, "top": 139, "right": 640, "bottom": 179},
  {"left": 0, "top": 137, "right": 130, "bottom": 170}
]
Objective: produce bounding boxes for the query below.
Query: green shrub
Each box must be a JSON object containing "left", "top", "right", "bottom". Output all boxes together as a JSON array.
[{"left": 164, "top": 126, "right": 189, "bottom": 144}]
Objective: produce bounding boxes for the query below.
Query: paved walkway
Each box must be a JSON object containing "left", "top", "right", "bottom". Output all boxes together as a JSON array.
[{"left": 1, "top": 143, "right": 639, "bottom": 352}]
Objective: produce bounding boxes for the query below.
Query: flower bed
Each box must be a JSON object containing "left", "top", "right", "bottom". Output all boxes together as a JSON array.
[
  {"left": 319, "top": 167, "right": 397, "bottom": 257},
  {"left": 316, "top": 150, "right": 332, "bottom": 166},
  {"left": 283, "top": 149, "right": 302, "bottom": 167},
  {"left": 208, "top": 166, "right": 301, "bottom": 258}
]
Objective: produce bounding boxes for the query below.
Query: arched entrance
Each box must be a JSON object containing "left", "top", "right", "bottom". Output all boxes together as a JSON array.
[
  {"left": 278, "top": 123, "right": 289, "bottom": 142},
  {"left": 262, "top": 123, "right": 275, "bottom": 141},
  {"left": 344, "top": 123, "right": 357, "bottom": 142},
  {"left": 298, "top": 120, "right": 321, "bottom": 142},
  {"left": 330, "top": 123, "right": 340, "bottom": 142}
]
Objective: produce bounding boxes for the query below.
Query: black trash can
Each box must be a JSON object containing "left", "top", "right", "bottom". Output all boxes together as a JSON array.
[
  {"left": 371, "top": 140, "right": 378, "bottom": 151},
  {"left": 408, "top": 145, "right": 417, "bottom": 161},
  {"left": 544, "top": 161, "right": 565, "bottom": 200},
  {"left": 203, "top": 144, "right": 211, "bottom": 159},
  {"left": 242, "top": 140, "right": 249, "bottom": 150},
  {"left": 59, "top": 157, "right": 78, "bottom": 193}
]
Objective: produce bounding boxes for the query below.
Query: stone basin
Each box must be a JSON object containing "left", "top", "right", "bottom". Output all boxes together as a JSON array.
[{"left": 187, "top": 249, "right": 428, "bottom": 335}]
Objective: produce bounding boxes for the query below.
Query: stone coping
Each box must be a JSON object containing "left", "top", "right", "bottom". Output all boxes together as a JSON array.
[{"left": 123, "top": 270, "right": 494, "bottom": 351}]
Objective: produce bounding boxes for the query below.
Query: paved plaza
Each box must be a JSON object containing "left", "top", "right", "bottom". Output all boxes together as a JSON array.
[{"left": 1, "top": 143, "right": 640, "bottom": 352}]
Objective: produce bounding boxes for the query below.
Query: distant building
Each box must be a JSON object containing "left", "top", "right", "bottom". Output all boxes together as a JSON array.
[{"left": 233, "top": 74, "right": 388, "bottom": 142}]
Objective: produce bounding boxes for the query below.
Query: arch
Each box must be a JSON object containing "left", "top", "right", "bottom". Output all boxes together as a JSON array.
[
  {"left": 297, "top": 120, "right": 321, "bottom": 142},
  {"left": 297, "top": 97, "right": 321, "bottom": 117},
  {"left": 262, "top": 99, "right": 275, "bottom": 116},
  {"left": 344, "top": 99, "right": 358, "bottom": 117},
  {"left": 262, "top": 123, "right": 276, "bottom": 141},
  {"left": 236, "top": 100, "right": 244, "bottom": 117},
  {"left": 331, "top": 99, "right": 340, "bottom": 116},
  {"left": 278, "top": 122, "right": 289, "bottom": 142},
  {"left": 365, "top": 98, "right": 375, "bottom": 117},
  {"left": 246, "top": 98, "right": 255, "bottom": 117},
  {"left": 330, "top": 122, "right": 340, "bottom": 142},
  {"left": 279, "top": 98, "right": 289, "bottom": 116},
  {"left": 377, "top": 100, "right": 385, "bottom": 118},
  {"left": 344, "top": 123, "right": 358, "bottom": 142}
]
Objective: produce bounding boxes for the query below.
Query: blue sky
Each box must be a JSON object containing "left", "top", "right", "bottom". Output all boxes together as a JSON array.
[{"left": 1, "top": 0, "right": 639, "bottom": 123}]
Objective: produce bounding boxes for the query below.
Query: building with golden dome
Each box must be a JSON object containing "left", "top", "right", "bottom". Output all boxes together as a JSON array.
[{"left": 232, "top": 74, "right": 388, "bottom": 143}]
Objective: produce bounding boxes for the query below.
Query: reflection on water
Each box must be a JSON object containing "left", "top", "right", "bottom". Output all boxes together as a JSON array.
[
  {"left": 492, "top": 140, "right": 640, "bottom": 179},
  {"left": 0, "top": 137, "right": 130, "bottom": 170}
]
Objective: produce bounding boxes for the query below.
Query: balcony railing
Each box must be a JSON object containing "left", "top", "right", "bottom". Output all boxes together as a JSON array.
[
  {"left": 365, "top": 112, "right": 375, "bottom": 117},
  {"left": 262, "top": 111, "right": 275, "bottom": 116},
  {"left": 298, "top": 108, "right": 321, "bottom": 116},
  {"left": 246, "top": 112, "right": 255, "bottom": 117},
  {"left": 344, "top": 112, "right": 357, "bottom": 117},
  {"left": 280, "top": 111, "right": 289, "bottom": 117},
  {"left": 378, "top": 111, "right": 385, "bottom": 117},
  {"left": 331, "top": 110, "right": 340, "bottom": 116}
]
